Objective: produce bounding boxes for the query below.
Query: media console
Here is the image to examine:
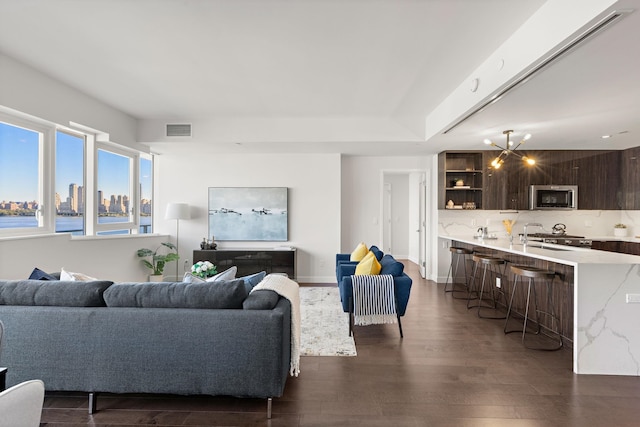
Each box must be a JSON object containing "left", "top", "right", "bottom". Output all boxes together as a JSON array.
[{"left": 193, "top": 248, "right": 296, "bottom": 280}]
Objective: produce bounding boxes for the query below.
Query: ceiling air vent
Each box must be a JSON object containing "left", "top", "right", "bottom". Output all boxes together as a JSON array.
[{"left": 166, "top": 123, "right": 192, "bottom": 137}]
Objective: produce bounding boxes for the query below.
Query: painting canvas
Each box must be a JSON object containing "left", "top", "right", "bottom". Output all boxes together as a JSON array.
[{"left": 208, "top": 187, "right": 288, "bottom": 241}]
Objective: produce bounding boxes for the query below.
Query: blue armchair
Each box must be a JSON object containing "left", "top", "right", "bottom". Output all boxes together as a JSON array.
[{"left": 335, "top": 250, "right": 412, "bottom": 337}]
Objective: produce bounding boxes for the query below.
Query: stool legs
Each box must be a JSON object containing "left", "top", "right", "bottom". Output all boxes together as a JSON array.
[
  {"left": 444, "top": 251, "right": 470, "bottom": 299},
  {"left": 504, "top": 273, "right": 562, "bottom": 351},
  {"left": 466, "top": 256, "right": 507, "bottom": 319}
]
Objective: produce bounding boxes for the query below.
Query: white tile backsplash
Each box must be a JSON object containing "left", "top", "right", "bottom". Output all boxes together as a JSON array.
[{"left": 439, "top": 209, "right": 640, "bottom": 239}]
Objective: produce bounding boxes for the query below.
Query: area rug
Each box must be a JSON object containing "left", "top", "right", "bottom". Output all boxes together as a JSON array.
[{"left": 300, "top": 286, "right": 357, "bottom": 356}]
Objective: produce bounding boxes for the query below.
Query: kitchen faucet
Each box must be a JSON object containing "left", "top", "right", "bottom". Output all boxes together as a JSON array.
[{"left": 522, "top": 223, "right": 544, "bottom": 244}]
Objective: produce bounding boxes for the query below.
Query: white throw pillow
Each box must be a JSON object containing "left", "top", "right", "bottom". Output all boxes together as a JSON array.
[
  {"left": 61, "top": 267, "right": 98, "bottom": 281},
  {"left": 182, "top": 272, "right": 205, "bottom": 284},
  {"left": 205, "top": 266, "right": 238, "bottom": 282}
]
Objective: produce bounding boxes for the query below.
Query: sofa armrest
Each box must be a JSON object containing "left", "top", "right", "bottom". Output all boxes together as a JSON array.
[
  {"left": 336, "top": 263, "right": 357, "bottom": 284},
  {"left": 336, "top": 253, "right": 351, "bottom": 265}
]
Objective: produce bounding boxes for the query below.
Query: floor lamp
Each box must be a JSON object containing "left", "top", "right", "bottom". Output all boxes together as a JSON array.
[{"left": 165, "top": 202, "right": 190, "bottom": 281}]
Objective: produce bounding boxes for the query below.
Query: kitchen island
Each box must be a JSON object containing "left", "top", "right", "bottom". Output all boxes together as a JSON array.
[{"left": 440, "top": 234, "right": 640, "bottom": 376}]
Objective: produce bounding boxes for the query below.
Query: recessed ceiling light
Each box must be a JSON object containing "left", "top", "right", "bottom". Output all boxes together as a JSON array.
[{"left": 601, "top": 135, "right": 612, "bottom": 139}]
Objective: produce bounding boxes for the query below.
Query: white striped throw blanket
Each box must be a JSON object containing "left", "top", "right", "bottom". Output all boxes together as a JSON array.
[
  {"left": 350, "top": 274, "right": 397, "bottom": 326},
  {"left": 251, "top": 274, "right": 301, "bottom": 377}
]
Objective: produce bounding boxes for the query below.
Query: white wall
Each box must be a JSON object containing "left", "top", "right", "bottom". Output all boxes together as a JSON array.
[
  {"left": 151, "top": 147, "right": 341, "bottom": 283},
  {"left": 0, "top": 53, "right": 143, "bottom": 151},
  {"left": 0, "top": 233, "right": 168, "bottom": 281},
  {"left": 340, "top": 156, "right": 429, "bottom": 256}
]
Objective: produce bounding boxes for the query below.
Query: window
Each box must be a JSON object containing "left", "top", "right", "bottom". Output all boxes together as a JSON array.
[
  {"left": 55, "top": 130, "right": 85, "bottom": 235},
  {"left": 96, "top": 145, "right": 137, "bottom": 235},
  {"left": 0, "top": 117, "right": 49, "bottom": 234},
  {"left": 0, "top": 109, "right": 152, "bottom": 238},
  {"left": 139, "top": 155, "right": 153, "bottom": 234}
]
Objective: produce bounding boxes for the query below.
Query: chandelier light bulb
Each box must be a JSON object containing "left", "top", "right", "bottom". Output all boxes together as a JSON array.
[
  {"left": 524, "top": 156, "right": 536, "bottom": 165},
  {"left": 483, "top": 139, "right": 492, "bottom": 145},
  {"left": 523, "top": 133, "right": 532, "bottom": 140}
]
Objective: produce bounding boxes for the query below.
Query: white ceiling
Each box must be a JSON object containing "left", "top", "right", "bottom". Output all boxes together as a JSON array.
[{"left": 0, "top": 0, "right": 638, "bottom": 155}]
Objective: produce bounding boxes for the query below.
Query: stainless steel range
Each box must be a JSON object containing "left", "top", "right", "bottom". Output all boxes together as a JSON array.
[{"left": 526, "top": 233, "right": 593, "bottom": 248}]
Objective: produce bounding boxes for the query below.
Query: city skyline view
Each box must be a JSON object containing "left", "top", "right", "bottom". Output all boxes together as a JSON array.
[{"left": 1, "top": 121, "right": 152, "bottom": 216}]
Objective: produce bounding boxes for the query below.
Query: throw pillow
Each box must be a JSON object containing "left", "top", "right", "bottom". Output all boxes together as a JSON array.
[
  {"left": 205, "top": 266, "right": 237, "bottom": 282},
  {"left": 379, "top": 255, "right": 404, "bottom": 277},
  {"left": 350, "top": 242, "right": 368, "bottom": 261},
  {"left": 238, "top": 271, "right": 267, "bottom": 293},
  {"left": 182, "top": 271, "right": 205, "bottom": 284},
  {"left": 61, "top": 267, "right": 98, "bottom": 282},
  {"left": 28, "top": 267, "right": 57, "bottom": 281},
  {"left": 355, "top": 251, "right": 381, "bottom": 275}
]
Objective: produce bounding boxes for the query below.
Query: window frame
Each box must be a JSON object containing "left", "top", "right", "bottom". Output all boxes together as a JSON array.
[
  {"left": 0, "top": 112, "right": 54, "bottom": 237},
  {"left": 94, "top": 142, "right": 141, "bottom": 235},
  {"left": 54, "top": 128, "right": 87, "bottom": 235},
  {"left": 0, "top": 108, "right": 152, "bottom": 239}
]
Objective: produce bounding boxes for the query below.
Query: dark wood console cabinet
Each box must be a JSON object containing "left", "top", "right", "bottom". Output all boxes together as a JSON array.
[{"left": 193, "top": 248, "right": 296, "bottom": 279}]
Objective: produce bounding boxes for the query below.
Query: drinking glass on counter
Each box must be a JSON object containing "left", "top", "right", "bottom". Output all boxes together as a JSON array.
[{"left": 502, "top": 219, "right": 516, "bottom": 243}]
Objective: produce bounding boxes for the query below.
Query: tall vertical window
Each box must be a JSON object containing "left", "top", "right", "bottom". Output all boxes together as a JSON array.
[
  {"left": 139, "top": 155, "right": 153, "bottom": 234},
  {"left": 55, "top": 130, "right": 85, "bottom": 234},
  {"left": 96, "top": 146, "right": 135, "bottom": 235},
  {"left": 0, "top": 120, "right": 44, "bottom": 231}
]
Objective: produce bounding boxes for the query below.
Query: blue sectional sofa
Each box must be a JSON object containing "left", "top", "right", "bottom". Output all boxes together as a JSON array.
[{"left": 335, "top": 247, "right": 412, "bottom": 335}]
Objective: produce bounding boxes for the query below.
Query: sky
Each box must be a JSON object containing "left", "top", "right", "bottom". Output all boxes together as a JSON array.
[{"left": 1, "top": 121, "right": 150, "bottom": 203}]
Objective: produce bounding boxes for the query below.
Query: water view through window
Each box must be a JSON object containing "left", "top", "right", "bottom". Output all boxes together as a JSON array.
[{"left": 1, "top": 121, "right": 153, "bottom": 234}]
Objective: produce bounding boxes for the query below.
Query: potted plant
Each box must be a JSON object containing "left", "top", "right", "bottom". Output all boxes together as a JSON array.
[
  {"left": 614, "top": 223, "right": 627, "bottom": 237},
  {"left": 137, "top": 242, "right": 179, "bottom": 281}
]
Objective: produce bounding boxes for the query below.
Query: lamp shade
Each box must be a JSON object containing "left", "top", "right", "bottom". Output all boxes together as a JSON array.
[{"left": 165, "top": 202, "right": 190, "bottom": 220}]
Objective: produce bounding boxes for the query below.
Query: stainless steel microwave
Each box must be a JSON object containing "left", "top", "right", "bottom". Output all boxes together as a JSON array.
[{"left": 529, "top": 185, "right": 577, "bottom": 210}]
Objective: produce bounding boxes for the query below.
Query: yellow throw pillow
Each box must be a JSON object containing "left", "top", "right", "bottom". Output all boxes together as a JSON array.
[
  {"left": 350, "top": 242, "right": 368, "bottom": 261},
  {"left": 355, "top": 251, "right": 381, "bottom": 275}
]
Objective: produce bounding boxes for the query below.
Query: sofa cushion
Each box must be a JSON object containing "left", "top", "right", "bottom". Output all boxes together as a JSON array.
[
  {"left": 355, "top": 251, "right": 381, "bottom": 275},
  {"left": 379, "top": 255, "right": 404, "bottom": 277},
  {"left": 350, "top": 242, "right": 368, "bottom": 261},
  {"left": 28, "top": 267, "right": 58, "bottom": 281},
  {"left": 0, "top": 280, "right": 113, "bottom": 307},
  {"left": 243, "top": 289, "right": 280, "bottom": 310},
  {"left": 103, "top": 279, "right": 248, "bottom": 309}
]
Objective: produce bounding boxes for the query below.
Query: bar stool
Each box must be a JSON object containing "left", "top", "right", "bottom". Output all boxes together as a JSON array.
[
  {"left": 504, "top": 265, "right": 563, "bottom": 351},
  {"left": 466, "top": 254, "right": 507, "bottom": 319},
  {"left": 443, "top": 247, "right": 473, "bottom": 299}
]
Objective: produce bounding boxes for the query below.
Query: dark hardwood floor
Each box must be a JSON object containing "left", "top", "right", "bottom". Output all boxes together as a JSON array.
[{"left": 40, "top": 262, "right": 640, "bottom": 426}]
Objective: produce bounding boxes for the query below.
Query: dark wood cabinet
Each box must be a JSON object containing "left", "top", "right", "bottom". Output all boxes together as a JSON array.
[
  {"left": 620, "top": 146, "right": 640, "bottom": 209},
  {"left": 193, "top": 248, "right": 296, "bottom": 279},
  {"left": 450, "top": 148, "right": 627, "bottom": 210},
  {"left": 438, "top": 152, "right": 483, "bottom": 209},
  {"left": 591, "top": 240, "right": 640, "bottom": 256}
]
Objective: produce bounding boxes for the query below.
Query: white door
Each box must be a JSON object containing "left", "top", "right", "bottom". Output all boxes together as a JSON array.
[
  {"left": 383, "top": 183, "right": 392, "bottom": 253},
  {"left": 419, "top": 175, "right": 427, "bottom": 278}
]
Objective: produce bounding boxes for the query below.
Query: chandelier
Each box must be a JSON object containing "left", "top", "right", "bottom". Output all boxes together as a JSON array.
[{"left": 483, "top": 130, "right": 535, "bottom": 169}]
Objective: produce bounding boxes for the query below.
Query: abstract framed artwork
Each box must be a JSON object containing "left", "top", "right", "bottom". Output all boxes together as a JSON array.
[{"left": 208, "top": 187, "right": 288, "bottom": 241}]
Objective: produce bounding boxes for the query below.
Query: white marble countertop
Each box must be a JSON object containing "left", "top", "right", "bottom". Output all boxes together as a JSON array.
[{"left": 439, "top": 234, "right": 640, "bottom": 266}]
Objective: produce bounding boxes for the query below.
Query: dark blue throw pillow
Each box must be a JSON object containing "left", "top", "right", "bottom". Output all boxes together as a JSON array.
[
  {"left": 379, "top": 255, "right": 404, "bottom": 277},
  {"left": 369, "top": 245, "right": 384, "bottom": 261},
  {"left": 28, "top": 267, "right": 57, "bottom": 281}
]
